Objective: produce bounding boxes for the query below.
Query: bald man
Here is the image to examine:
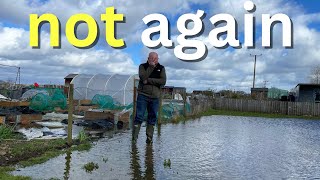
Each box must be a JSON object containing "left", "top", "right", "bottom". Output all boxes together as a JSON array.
[{"left": 132, "top": 52, "right": 166, "bottom": 144}]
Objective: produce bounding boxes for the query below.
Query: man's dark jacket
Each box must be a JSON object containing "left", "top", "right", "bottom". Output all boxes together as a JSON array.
[{"left": 138, "top": 62, "right": 166, "bottom": 98}]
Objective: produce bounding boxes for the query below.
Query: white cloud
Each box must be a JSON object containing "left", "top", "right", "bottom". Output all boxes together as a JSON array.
[{"left": 0, "top": 24, "right": 137, "bottom": 84}]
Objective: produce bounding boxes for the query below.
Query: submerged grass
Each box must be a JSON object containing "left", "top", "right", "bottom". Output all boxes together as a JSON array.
[
  {"left": 10, "top": 139, "right": 66, "bottom": 158},
  {"left": 18, "top": 151, "right": 63, "bottom": 167},
  {"left": 0, "top": 166, "right": 31, "bottom": 180},
  {"left": 0, "top": 138, "right": 92, "bottom": 179},
  {"left": 82, "top": 162, "right": 99, "bottom": 173},
  {"left": 13, "top": 139, "right": 92, "bottom": 167},
  {"left": 163, "top": 159, "right": 171, "bottom": 168}
]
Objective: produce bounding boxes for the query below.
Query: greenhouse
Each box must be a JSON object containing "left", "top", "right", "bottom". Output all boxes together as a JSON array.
[
  {"left": 267, "top": 87, "right": 289, "bottom": 99},
  {"left": 71, "top": 74, "right": 137, "bottom": 105}
]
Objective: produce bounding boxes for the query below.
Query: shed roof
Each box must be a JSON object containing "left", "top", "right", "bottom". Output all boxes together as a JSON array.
[
  {"left": 295, "top": 83, "right": 320, "bottom": 88},
  {"left": 64, "top": 74, "right": 78, "bottom": 79}
]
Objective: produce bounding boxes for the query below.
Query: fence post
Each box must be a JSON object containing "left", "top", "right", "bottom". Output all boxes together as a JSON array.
[
  {"left": 132, "top": 86, "right": 137, "bottom": 129},
  {"left": 183, "top": 89, "right": 187, "bottom": 117},
  {"left": 67, "top": 84, "right": 74, "bottom": 146},
  {"left": 158, "top": 89, "right": 163, "bottom": 125}
]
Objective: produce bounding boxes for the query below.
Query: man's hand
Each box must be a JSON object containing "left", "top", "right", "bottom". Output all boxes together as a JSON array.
[
  {"left": 143, "top": 80, "right": 148, "bottom": 84},
  {"left": 148, "top": 53, "right": 158, "bottom": 67},
  {"left": 148, "top": 59, "right": 156, "bottom": 67}
]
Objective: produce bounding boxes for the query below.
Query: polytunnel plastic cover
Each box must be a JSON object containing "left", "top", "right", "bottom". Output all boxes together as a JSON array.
[{"left": 71, "top": 74, "right": 137, "bottom": 105}]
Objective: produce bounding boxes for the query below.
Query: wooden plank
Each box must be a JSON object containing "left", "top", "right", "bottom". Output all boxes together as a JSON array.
[
  {"left": 0, "top": 116, "right": 5, "bottom": 124},
  {"left": 183, "top": 90, "right": 187, "bottom": 117},
  {"left": 75, "top": 105, "right": 99, "bottom": 112},
  {"left": 0, "top": 101, "right": 30, "bottom": 107},
  {"left": 118, "top": 111, "right": 130, "bottom": 123},
  {"left": 80, "top": 99, "right": 92, "bottom": 105},
  {"left": 68, "top": 84, "right": 74, "bottom": 146},
  {"left": 18, "top": 101, "right": 30, "bottom": 106},
  {"left": 20, "top": 114, "right": 43, "bottom": 125},
  {"left": 84, "top": 110, "right": 114, "bottom": 121}
]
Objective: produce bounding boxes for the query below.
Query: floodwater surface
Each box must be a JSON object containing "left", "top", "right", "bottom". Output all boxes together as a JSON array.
[{"left": 12, "top": 115, "right": 320, "bottom": 179}]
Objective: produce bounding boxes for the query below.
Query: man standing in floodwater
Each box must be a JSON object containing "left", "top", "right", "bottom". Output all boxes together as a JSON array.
[{"left": 132, "top": 52, "right": 166, "bottom": 144}]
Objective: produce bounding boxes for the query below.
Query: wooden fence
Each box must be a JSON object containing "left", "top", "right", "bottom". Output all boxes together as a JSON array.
[
  {"left": 213, "top": 98, "right": 320, "bottom": 116},
  {"left": 189, "top": 99, "right": 215, "bottom": 116}
]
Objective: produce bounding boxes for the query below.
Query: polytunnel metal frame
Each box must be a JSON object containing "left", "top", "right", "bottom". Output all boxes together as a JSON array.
[{"left": 70, "top": 74, "right": 137, "bottom": 105}]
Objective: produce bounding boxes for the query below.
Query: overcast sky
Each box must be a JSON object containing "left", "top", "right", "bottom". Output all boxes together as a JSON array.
[{"left": 0, "top": 0, "right": 319, "bottom": 92}]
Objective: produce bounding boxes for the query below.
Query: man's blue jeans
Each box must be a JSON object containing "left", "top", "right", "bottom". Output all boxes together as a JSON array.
[{"left": 134, "top": 94, "right": 159, "bottom": 126}]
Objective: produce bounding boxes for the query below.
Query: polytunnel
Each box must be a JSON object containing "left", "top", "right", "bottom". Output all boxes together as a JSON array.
[{"left": 70, "top": 74, "right": 137, "bottom": 105}]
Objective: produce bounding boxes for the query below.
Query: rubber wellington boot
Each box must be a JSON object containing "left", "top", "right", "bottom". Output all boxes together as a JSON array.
[
  {"left": 132, "top": 124, "right": 141, "bottom": 144},
  {"left": 146, "top": 124, "right": 154, "bottom": 144}
]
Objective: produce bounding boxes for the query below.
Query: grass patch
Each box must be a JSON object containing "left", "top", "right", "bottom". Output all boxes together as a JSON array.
[
  {"left": 78, "top": 130, "right": 90, "bottom": 143},
  {"left": 13, "top": 139, "right": 92, "bottom": 167},
  {"left": 18, "top": 151, "right": 62, "bottom": 167},
  {"left": 82, "top": 162, "right": 99, "bottom": 173},
  {"left": 70, "top": 142, "right": 92, "bottom": 151},
  {"left": 2, "top": 138, "right": 92, "bottom": 167},
  {"left": 10, "top": 139, "right": 66, "bottom": 158},
  {"left": 0, "top": 166, "right": 31, "bottom": 180},
  {"left": 102, "top": 157, "right": 108, "bottom": 163},
  {"left": 0, "top": 138, "right": 93, "bottom": 179},
  {"left": 163, "top": 159, "right": 171, "bottom": 168},
  {"left": 197, "top": 109, "right": 320, "bottom": 120},
  {"left": 165, "top": 109, "right": 320, "bottom": 124},
  {"left": 0, "top": 125, "right": 14, "bottom": 140}
]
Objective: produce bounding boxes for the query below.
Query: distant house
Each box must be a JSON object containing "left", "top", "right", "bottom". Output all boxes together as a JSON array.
[
  {"left": 192, "top": 90, "right": 214, "bottom": 97},
  {"left": 251, "top": 88, "right": 268, "bottom": 100},
  {"left": 294, "top": 84, "right": 320, "bottom": 102}
]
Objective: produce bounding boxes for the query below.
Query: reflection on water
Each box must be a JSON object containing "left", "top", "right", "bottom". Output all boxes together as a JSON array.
[
  {"left": 144, "top": 145, "right": 155, "bottom": 180},
  {"left": 11, "top": 116, "right": 320, "bottom": 179},
  {"left": 131, "top": 143, "right": 155, "bottom": 180},
  {"left": 64, "top": 151, "right": 71, "bottom": 180},
  {"left": 131, "top": 143, "right": 142, "bottom": 180}
]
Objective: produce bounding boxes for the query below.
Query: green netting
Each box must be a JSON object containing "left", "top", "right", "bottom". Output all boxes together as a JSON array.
[
  {"left": 161, "top": 103, "right": 175, "bottom": 120},
  {"left": 30, "top": 93, "right": 53, "bottom": 111},
  {"left": 51, "top": 89, "right": 67, "bottom": 109},
  {"left": 91, "top": 94, "right": 132, "bottom": 110},
  {"left": 29, "top": 88, "right": 67, "bottom": 112},
  {"left": 160, "top": 102, "right": 191, "bottom": 121}
]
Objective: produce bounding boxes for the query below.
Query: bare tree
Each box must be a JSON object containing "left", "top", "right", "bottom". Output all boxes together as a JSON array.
[{"left": 310, "top": 65, "right": 320, "bottom": 84}]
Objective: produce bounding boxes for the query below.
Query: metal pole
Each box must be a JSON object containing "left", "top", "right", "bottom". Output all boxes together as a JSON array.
[
  {"left": 253, "top": 56, "right": 256, "bottom": 88},
  {"left": 0, "top": 64, "right": 21, "bottom": 86},
  {"left": 18, "top": 67, "right": 20, "bottom": 85},
  {"left": 67, "top": 84, "right": 74, "bottom": 146},
  {"left": 250, "top": 54, "right": 262, "bottom": 88}
]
